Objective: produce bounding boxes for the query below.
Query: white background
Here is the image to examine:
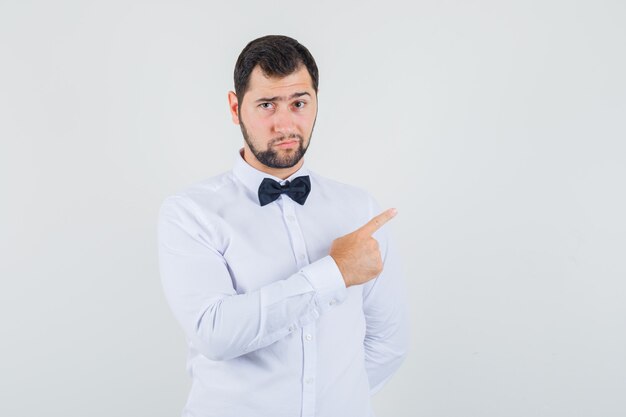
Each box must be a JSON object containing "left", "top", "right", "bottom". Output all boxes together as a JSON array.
[{"left": 1, "top": 1, "right": 625, "bottom": 416}]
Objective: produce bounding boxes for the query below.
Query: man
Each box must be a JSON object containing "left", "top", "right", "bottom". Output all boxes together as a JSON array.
[{"left": 158, "top": 34, "right": 409, "bottom": 417}]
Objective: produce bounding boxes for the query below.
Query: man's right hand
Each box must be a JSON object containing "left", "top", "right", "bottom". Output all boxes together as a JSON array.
[{"left": 329, "top": 208, "right": 398, "bottom": 288}]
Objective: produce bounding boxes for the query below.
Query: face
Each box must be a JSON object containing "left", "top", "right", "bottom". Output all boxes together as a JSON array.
[{"left": 228, "top": 65, "right": 318, "bottom": 170}]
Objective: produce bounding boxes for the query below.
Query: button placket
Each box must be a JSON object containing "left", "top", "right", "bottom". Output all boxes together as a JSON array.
[
  {"left": 301, "top": 323, "right": 317, "bottom": 417},
  {"left": 281, "top": 199, "right": 309, "bottom": 268},
  {"left": 279, "top": 194, "right": 316, "bottom": 416}
]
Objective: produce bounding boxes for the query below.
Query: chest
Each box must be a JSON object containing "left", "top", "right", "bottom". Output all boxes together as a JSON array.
[{"left": 220, "top": 199, "right": 360, "bottom": 294}]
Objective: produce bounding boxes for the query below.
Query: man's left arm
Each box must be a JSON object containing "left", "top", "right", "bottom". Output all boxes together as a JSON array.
[{"left": 362, "top": 195, "right": 411, "bottom": 396}]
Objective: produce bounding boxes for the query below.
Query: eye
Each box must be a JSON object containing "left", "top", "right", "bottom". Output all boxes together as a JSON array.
[
  {"left": 293, "top": 101, "right": 306, "bottom": 109},
  {"left": 259, "top": 102, "right": 273, "bottom": 109}
]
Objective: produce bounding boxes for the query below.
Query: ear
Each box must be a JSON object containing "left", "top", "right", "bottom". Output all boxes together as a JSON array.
[{"left": 227, "top": 91, "right": 240, "bottom": 125}]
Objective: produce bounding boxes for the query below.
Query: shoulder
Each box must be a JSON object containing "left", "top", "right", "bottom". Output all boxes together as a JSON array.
[
  {"left": 159, "top": 170, "right": 235, "bottom": 220},
  {"left": 309, "top": 169, "right": 380, "bottom": 215}
]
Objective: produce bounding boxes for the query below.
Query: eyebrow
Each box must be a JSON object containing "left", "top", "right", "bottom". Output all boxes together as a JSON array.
[{"left": 254, "top": 92, "right": 311, "bottom": 103}]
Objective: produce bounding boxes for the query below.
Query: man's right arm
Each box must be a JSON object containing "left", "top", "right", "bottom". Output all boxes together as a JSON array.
[{"left": 158, "top": 195, "right": 347, "bottom": 362}]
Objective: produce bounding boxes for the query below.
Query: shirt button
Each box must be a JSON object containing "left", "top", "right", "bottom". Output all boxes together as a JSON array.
[
  {"left": 289, "top": 325, "right": 296, "bottom": 332},
  {"left": 305, "top": 334, "right": 312, "bottom": 341},
  {"left": 286, "top": 215, "right": 295, "bottom": 222},
  {"left": 299, "top": 254, "right": 306, "bottom": 260},
  {"left": 305, "top": 377, "right": 314, "bottom": 384},
  {"left": 329, "top": 299, "right": 337, "bottom": 306}
]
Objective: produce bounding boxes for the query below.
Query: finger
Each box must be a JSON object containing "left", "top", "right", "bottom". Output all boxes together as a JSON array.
[{"left": 357, "top": 208, "right": 397, "bottom": 236}]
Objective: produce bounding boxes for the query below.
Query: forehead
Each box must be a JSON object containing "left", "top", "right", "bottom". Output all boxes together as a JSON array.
[{"left": 246, "top": 65, "right": 314, "bottom": 99}]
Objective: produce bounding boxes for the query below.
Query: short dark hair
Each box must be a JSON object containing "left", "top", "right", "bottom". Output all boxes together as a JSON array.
[{"left": 233, "top": 35, "right": 319, "bottom": 103}]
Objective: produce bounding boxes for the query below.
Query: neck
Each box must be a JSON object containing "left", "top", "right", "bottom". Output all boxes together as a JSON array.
[{"left": 241, "top": 148, "right": 304, "bottom": 180}]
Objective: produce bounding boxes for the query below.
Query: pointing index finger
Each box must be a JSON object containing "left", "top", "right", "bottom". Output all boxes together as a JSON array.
[{"left": 358, "top": 208, "right": 398, "bottom": 236}]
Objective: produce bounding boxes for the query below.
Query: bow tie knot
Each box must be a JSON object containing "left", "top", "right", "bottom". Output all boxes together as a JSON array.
[{"left": 258, "top": 175, "right": 311, "bottom": 206}]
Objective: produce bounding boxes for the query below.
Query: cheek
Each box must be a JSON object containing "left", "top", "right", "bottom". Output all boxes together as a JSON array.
[
  {"left": 242, "top": 110, "right": 269, "bottom": 130},
  {"left": 252, "top": 120, "right": 273, "bottom": 135},
  {"left": 301, "top": 113, "right": 317, "bottom": 131}
]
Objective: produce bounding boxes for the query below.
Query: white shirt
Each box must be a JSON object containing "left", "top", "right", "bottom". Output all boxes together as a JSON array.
[{"left": 158, "top": 149, "right": 410, "bottom": 417}]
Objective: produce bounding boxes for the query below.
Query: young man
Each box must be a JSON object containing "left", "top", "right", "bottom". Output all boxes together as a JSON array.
[{"left": 158, "top": 35, "right": 409, "bottom": 417}]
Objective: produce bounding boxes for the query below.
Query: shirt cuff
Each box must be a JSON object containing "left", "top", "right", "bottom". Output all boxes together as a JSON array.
[{"left": 300, "top": 255, "right": 346, "bottom": 293}]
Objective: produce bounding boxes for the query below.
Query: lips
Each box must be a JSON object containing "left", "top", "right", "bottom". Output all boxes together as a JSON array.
[{"left": 275, "top": 140, "right": 298, "bottom": 146}]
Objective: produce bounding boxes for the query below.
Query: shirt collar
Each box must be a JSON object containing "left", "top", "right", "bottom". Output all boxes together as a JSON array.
[{"left": 232, "top": 147, "right": 311, "bottom": 197}]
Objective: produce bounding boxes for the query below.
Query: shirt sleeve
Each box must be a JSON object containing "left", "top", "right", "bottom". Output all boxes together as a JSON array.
[
  {"left": 158, "top": 195, "right": 347, "bottom": 362},
  {"left": 362, "top": 195, "right": 411, "bottom": 396}
]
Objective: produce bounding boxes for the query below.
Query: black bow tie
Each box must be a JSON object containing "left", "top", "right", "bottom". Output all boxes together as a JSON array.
[{"left": 258, "top": 175, "right": 311, "bottom": 206}]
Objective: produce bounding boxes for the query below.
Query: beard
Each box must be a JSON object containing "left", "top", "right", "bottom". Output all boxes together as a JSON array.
[{"left": 239, "top": 118, "right": 314, "bottom": 169}]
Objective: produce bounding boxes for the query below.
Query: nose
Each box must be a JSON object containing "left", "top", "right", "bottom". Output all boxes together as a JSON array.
[{"left": 272, "top": 106, "right": 296, "bottom": 136}]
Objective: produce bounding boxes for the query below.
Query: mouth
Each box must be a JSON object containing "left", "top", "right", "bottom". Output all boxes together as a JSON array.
[{"left": 275, "top": 140, "right": 298, "bottom": 148}]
